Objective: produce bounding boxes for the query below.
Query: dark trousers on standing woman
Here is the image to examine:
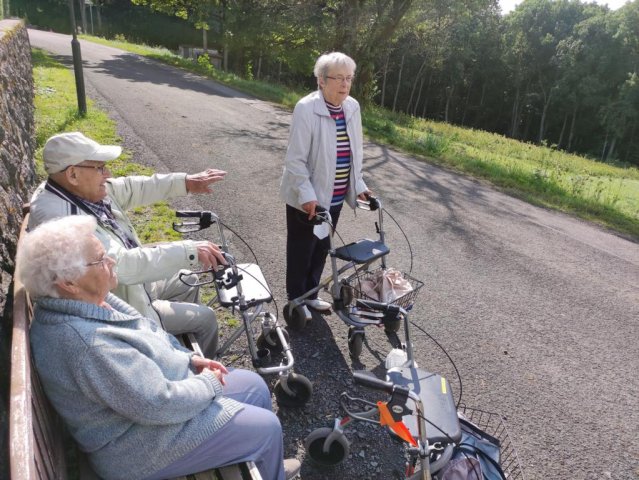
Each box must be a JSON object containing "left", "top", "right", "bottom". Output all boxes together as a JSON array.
[{"left": 286, "top": 204, "right": 342, "bottom": 300}]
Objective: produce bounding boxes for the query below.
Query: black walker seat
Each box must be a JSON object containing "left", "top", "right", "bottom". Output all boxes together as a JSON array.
[
  {"left": 386, "top": 367, "right": 461, "bottom": 445},
  {"left": 334, "top": 238, "right": 390, "bottom": 264}
]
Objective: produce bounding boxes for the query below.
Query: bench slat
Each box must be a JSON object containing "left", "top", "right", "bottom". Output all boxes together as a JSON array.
[{"left": 9, "top": 243, "right": 37, "bottom": 478}]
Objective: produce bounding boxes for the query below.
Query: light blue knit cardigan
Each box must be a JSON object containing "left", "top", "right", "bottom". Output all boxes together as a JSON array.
[{"left": 30, "top": 293, "right": 243, "bottom": 480}]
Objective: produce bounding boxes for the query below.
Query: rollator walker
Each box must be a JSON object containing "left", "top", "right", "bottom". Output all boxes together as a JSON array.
[
  {"left": 283, "top": 196, "right": 423, "bottom": 359},
  {"left": 174, "top": 210, "right": 312, "bottom": 407}
]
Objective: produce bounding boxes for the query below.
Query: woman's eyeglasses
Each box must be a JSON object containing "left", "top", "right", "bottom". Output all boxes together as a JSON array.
[
  {"left": 85, "top": 254, "right": 109, "bottom": 268},
  {"left": 326, "top": 75, "right": 355, "bottom": 83}
]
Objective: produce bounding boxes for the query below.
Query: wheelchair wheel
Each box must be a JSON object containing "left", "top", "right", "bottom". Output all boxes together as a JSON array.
[
  {"left": 305, "top": 428, "right": 350, "bottom": 467},
  {"left": 256, "top": 328, "right": 290, "bottom": 354},
  {"left": 348, "top": 327, "right": 364, "bottom": 359},
  {"left": 274, "top": 372, "right": 312, "bottom": 407},
  {"left": 283, "top": 303, "right": 308, "bottom": 331}
]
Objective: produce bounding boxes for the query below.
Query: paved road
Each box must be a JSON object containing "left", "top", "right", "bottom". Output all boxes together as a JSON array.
[{"left": 29, "top": 30, "right": 639, "bottom": 480}]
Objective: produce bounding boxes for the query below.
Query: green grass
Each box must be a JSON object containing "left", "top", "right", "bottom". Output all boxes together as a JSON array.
[
  {"left": 32, "top": 47, "right": 179, "bottom": 243},
  {"left": 76, "top": 36, "right": 639, "bottom": 238}
]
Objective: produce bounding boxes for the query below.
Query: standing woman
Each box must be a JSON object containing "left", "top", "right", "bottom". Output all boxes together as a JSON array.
[{"left": 280, "top": 51, "right": 371, "bottom": 321}]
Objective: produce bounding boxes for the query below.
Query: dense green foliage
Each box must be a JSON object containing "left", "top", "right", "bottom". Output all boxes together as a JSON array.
[
  {"left": 12, "top": 0, "right": 201, "bottom": 48},
  {"left": 12, "top": 0, "right": 639, "bottom": 167},
  {"left": 65, "top": 36, "right": 639, "bottom": 237}
]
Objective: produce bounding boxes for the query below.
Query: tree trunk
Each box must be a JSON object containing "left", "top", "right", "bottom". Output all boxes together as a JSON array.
[
  {"left": 392, "top": 54, "right": 405, "bottom": 113},
  {"left": 460, "top": 76, "right": 474, "bottom": 126},
  {"left": 78, "top": 0, "right": 87, "bottom": 34},
  {"left": 202, "top": 29, "right": 208, "bottom": 51},
  {"left": 256, "top": 52, "right": 262, "bottom": 80},
  {"left": 510, "top": 85, "right": 521, "bottom": 138},
  {"left": 537, "top": 82, "right": 554, "bottom": 144},
  {"left": 444, "top": 85, "right": 454, "bottom": 123},
  {"left": 557, "top": 112, "right": 568, "bottom": 149},
  {"left": 413, "top": 76, "right": 425, "bottom": 117},
  {"left": 567, "top": 103, "right": 578, "bottom": 151},
  {"left": 422, "top": 73, "right": 433, "bottom": 118},
  {"left": 407, "top": 57, "right": 428, "bottom": 114},
  {"left": 223, "top": 47, "right": 228, "bottom": 72},
  {"left": 277, "top": 60, "right": 282, "bottom": 83},
  {"left": 96, "top": 5, "right": 102, "bottom": 32},
  {"left": 601, "top": 132, "right": 608, "bottom": 161},
  {"left": 606, "top": 136, "right": 616, "bottom": 162},
  {"left": 380, "top": 51, "right": 390, "bottom": 108}
]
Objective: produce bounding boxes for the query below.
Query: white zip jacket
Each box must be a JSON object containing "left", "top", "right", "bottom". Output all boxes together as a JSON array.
[
  {"left": 280, "top": 90, "right": 368, "bottom": 210},
  {"left": 28, "top": 173, "right": 199, "bottom": 321}
]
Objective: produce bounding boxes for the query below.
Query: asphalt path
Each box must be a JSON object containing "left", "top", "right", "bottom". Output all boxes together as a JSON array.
[{"left": 29, "top": 29, "right": 639, "bottom": 480}]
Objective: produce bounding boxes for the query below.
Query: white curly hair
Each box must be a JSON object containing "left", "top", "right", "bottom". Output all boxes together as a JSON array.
[
  {"left": 313, "top": 51, "right": 356, "bottom": 86},
  {"left": 17, "top": 216, "right": 98, "bottom": 298}
]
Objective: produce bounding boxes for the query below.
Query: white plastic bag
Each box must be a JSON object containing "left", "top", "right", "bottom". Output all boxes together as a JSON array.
[{"left": 378, "top": 268, "right": 413, "bottom": 303}]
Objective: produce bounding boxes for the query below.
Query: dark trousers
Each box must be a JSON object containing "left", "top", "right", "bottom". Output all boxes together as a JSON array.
[{"left": 286, "top": 204, "right": 342, "bottom": 300}]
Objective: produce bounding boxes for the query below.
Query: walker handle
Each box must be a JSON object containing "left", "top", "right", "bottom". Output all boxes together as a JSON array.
[
  {"left": 173, "top": 210, "right": 218, "bottom": 232},
  {"left": 353, "top": 371, "right": 394, "bottom": 394},
  {"left": 356, "top": 194, "right": 380, "bottom": 211}
]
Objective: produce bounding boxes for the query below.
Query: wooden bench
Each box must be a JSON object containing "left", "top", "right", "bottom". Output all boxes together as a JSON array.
[{"left": 8, "top": 213, "right": 261, "bottom": 480}]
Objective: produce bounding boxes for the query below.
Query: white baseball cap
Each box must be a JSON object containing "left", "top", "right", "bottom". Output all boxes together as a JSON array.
[{"left": 43, "top": 132, "right": 122, "bottom": 174}]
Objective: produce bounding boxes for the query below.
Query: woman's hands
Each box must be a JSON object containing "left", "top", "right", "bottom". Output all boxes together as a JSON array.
[
  {"left": 302, "top": 200, "right": 319, "bottom": 220},
  {"left": 191, "top": 355, "right": 229, "bottom": 386}
]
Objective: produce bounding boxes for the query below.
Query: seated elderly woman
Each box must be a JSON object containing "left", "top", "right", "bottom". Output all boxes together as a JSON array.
[{"left": 17, "top": 215, "right": 300, "bottom": 480}]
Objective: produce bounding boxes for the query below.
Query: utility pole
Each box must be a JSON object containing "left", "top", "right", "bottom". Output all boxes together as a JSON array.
[{"left": 68, "top": 0, "right": 87, "bottom": 115}]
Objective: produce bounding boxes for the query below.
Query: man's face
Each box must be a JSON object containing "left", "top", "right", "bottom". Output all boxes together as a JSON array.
[{"left": 66, "top": 161, "right": 111, "bottom": 202}]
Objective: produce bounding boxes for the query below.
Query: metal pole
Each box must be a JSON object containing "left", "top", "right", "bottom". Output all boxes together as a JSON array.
[{"left": 68, "top": 0, "right": 87, "bottom": 115}]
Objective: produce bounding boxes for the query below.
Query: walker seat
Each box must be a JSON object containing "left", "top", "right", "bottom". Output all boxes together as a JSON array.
[
  {"left": 334, "top": 239, "right": 389, "bottom": 264},
  {"left": 386, "top": 367, "right": 461, "bottom": 444}
]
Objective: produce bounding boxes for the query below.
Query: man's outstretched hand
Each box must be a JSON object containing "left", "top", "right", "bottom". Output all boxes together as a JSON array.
[{"left": 186, "top": 169, "right": 227, "bottom": 194}]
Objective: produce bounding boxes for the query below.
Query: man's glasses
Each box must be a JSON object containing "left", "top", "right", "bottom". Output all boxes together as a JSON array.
[
  {"left": 71, "top": 164, "right": 109, "bottom": 175},
  {"left": 326, "top": 75, "right": 355, "bottom": 83}
]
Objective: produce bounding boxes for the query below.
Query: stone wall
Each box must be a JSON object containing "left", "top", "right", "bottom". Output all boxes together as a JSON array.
[{"left": 0, "top": 19, "right": 36, "bottom": 480}]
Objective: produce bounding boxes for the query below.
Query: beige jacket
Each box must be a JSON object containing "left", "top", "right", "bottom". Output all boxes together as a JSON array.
[{"left": 28, "top": 173, "right": 199, "bottom": 321}]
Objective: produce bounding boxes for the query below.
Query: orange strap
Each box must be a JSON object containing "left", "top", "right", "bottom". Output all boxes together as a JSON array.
[{"left": 377, "top": 401, "right": 417, "bottom": 446}]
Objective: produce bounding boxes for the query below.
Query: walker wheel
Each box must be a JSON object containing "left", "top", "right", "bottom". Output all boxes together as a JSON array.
[
  {"left": 256, "top": 328, "right": 289, "bottom": 354},
  {"left": 348, "top": 327, "right": 365, "bottom": 359},
  {"left": 283, "top": 303, "right": 308, "bottom": 331},
  {"left": 305, "top": 427, "right": 350, "bottom": 467},
  {"left": 274, "top": 372, "right": 312, "bottom": 408}
]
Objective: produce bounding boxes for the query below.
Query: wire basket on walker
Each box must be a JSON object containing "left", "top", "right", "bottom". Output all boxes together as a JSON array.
[{"left": 339, "top": 266, "right": 424, "bottom": 358}]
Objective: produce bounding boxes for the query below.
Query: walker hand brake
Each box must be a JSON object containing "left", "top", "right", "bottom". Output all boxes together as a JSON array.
[{"left": 173, "top": 210, "right": 218, "bottom": 232}]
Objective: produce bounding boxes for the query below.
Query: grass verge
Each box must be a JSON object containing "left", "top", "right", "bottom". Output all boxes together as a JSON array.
[{"left": 78, "top": 35, "right": 639, "bottom": 239}]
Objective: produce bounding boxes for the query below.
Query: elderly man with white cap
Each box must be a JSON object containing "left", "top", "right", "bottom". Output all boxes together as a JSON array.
[{"left": 28, "top": 131, "right": 226, "bottom": 359}]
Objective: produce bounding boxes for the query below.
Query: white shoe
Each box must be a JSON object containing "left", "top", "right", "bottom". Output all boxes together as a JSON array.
[
  {"left": 305, "top": 298, "right": 332, "bottom": 311},
  {"left": 284, "top": 458, "right": 301, "bottom": 479}
]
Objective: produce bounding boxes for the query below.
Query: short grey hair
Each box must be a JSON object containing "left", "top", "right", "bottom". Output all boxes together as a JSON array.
[
  {"left": 17, "top": 216, "right": 98, "bottom": 298},
  {"left": 313, "top": 52, "right": 356, "bottom": 84}
]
